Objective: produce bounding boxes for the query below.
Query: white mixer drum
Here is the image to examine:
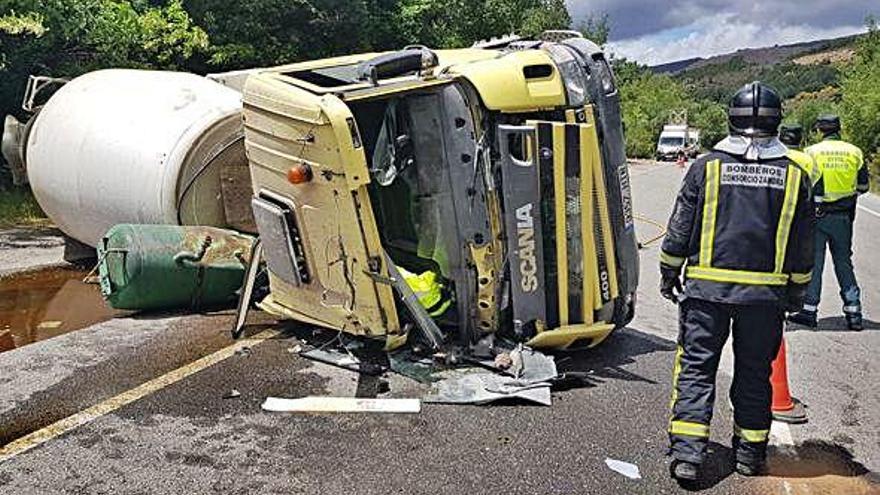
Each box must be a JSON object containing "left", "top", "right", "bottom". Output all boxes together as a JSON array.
[{"left": 26, "top": 69, "right": 247, "bottom": 246}]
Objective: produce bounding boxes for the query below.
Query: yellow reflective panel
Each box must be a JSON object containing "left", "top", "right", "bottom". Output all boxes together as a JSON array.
[
  {"left": 734, "top": 424, "right": 769, "bottom": 443},
  {"left": 699, "top": 160, "right": 721, "bottom": 267},
  {"left": 552, "top": 123, "right": 569, "bottom": 325},
  {"left": 579, "top": 123, "right": 598, "bottom": 323},
  {"left": 586, "top": 110, "right": 619, "bottom": 303},
  {"left": 526, "top": 323, "right": 615, "bottom": 350},
  {"left": 774, "top": 166, "right": 801, "bottom": 273},
  {"left": 670, "top": 420, "right": 711, "bottom": 438},
  {"left": 686, "top": 267, "right": 789, "bottom": 286}
]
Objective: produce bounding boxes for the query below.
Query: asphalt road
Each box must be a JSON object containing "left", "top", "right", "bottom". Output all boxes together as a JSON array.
[{"left": 0, "top": 161, "right": 878, "bottom": 494}]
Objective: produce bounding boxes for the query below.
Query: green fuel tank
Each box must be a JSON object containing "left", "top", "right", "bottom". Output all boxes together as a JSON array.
[{"left": 98, "top": 224, "right": 255, "bottom": 311}]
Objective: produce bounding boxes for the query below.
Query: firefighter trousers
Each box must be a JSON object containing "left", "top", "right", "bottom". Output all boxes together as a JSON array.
[{"left": 669, "top": 297, "right": 784, "bottom": 465}]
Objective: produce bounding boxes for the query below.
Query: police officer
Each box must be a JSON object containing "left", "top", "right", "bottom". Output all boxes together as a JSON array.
[
  {"left": 780, "top": 123, "right": 822, "bottom": 186},
  {"left": 660, "top": 82, "right": 815, "bottom": 482},
  {"left": 788, "top": 115, "right": 869, "bottom": 330},
  {"left": 780, "top": 123, "right": 803, "bottom": 149}
]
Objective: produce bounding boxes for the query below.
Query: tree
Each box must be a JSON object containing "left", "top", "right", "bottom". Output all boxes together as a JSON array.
[
  {"left": 183, "top": 0, "right": 375, "bottom": 70},
  {"left": 617, "top": 64, "right": 689, "bottom": 157},
  {"left": 613, "top": 58, "right": 727, "bottom": 157},
  {"left": 391, "top": 0, "right": 570, "bottom": 49},
  {"left": 839, "top": 16, "right": 880, "bottom": 188},
  {"left": 0, "top": 0, "right": 208, "bottom": 120},
  {"left": 576, "top": 13, "right": 609, "bottom": 46},
  {"left": 784, "top": 87, "right": 842, "bottom": 146},
  {"left": 688, "top": 99, "right": 727, "bottom": 150}
]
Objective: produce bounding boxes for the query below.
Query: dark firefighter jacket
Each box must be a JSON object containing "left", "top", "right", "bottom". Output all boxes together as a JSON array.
[{"left": 660, "top": 150, "right": 815, "bottom": 305}]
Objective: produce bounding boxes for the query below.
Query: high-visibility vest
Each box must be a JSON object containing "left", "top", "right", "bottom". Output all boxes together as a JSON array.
[
  {"left": 806, "top": 139, "right": 865, "bottom": 202},
  {"left": 786, "top": 149, "right": 821, "bottom": 186},
  {"left": 399, "top": 267, "right": 451, "bottom": 317}
]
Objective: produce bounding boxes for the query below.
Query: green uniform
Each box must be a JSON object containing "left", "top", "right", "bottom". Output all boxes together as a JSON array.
[{"left": 801, "top": 137, "right": 868, "bottom": 318}]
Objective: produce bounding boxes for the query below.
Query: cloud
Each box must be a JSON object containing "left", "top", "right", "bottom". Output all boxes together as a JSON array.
[
  {"left": 605, "top": 13, "right": 866, "bottom": 66},
  {"left": 566, "top": 0, "right": 877, "bottom": 41}
]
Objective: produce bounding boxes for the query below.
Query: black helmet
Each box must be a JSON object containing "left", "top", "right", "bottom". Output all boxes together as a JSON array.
[
  {"left": 728, "top": 81, "right": 783, "bottom": 138},
  {"left": 814, "top": 114, "right": 841, "bottom": 136},
  {"left": 779, "top": 123, "right": 803, "bottom": 147}
]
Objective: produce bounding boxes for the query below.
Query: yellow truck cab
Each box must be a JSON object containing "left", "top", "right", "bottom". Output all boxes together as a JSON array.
[{"left": 241, "top": 32, "right": 639, "bottom": 352}]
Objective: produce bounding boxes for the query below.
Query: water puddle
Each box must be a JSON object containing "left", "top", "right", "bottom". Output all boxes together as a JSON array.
[
  {"left": 767, "top": 441, "right": 880, "bottom": 494},
  {"left": 0, "top": 267, "right": 122, "bottom": 354}
]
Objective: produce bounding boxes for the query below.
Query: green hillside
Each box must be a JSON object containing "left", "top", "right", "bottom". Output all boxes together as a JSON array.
[
  {"left": 619, "top": 25, "right": 878, "bottom": 191},
  {"left": 680, "top": 56, "right": 841, "bottom": 102}
]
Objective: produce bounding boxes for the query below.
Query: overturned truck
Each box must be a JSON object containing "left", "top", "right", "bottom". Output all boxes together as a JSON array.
[
  {"left": 2, "top": 32, "right": 639, "bottom": 354},
  {"left": 237, "top": 33, "right": 639, "bottom": 352}
]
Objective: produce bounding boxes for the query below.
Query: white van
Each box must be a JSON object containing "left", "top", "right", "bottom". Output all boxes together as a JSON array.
[{"left": 656, "top": 125, "right": 700, "bottom": 161}]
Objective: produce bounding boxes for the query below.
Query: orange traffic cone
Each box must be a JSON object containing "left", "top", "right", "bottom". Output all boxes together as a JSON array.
[{"left": 770, "top": 339, "right": 807, "bottom": 424}]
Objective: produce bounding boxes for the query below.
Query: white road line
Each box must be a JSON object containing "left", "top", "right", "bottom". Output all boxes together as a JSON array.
[
  {"left": 771, "top": 421, "right": 808, "bottom": 494},
  {"left": 858, "top": 204, "right": 880, "bottom": 219},
  {"left": 0, "top": 329, "right": 280, "bottom": 464},
  {"left": 770, "top": 420, "right": 795, "bottom": 446}
]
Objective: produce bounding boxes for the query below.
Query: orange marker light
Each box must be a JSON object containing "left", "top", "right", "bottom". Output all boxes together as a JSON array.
[{"left": 287, "top": 163, "right": 313, "bottom": 184}]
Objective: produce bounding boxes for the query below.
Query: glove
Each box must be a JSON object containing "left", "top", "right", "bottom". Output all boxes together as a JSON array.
[
  {"left": 784, "top": 284, "right": 807, "bottom": 313},
  {"left": 660, "top": 265, "right": 683, "bottom": 304}
]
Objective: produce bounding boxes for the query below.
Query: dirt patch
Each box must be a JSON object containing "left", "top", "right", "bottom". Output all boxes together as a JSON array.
[
  {"left": 0, "top": 266, "right": 121, "bottom": 353},
  {"left": 766, "top": 440, "right": 880, "bottom": 495},
  {"left": 792, "top": 48, "right": 855, "bottom": 66}
]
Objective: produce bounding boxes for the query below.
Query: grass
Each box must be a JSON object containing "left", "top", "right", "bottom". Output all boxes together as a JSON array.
[{"left": 0, "top": 187, "right": 48, "bottom": 227}]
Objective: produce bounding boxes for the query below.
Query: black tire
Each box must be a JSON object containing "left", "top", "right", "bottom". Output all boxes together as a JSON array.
[{"left": 613, "top": 292, "right": 637, "bottom": 329}]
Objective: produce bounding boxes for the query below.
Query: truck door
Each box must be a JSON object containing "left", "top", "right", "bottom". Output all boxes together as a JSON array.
[{"left": 242, "top": 73, "right": 401, "bottom": 342}]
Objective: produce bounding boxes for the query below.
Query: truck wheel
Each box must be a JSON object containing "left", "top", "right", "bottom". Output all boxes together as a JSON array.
[{"left": 613, "top": 292, "right": 636, "bottom": 329}]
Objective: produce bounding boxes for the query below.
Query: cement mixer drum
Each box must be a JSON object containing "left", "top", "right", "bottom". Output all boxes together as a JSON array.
[{"left": 25, "top": 69, "right": 253, "bottom": 247}]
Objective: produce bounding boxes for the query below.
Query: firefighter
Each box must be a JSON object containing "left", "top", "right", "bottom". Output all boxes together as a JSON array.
[
  {"left": 788, "top": 115, "right": 869, "bottom": 331},
  {"left": 660, "top": 82, "right": 815, "bottom": 482}
]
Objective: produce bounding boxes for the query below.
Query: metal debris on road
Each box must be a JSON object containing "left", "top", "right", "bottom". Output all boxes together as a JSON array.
[
  {"left": 299, "top": 347, "right": 385, "bottom": 375},
  {"left": 261, "top": 397, "right": 421, "bottom": 414},
  {"left": 424, "top": 346, "right": 558, "bottom": 406},
  {"left": 493, "top": 352, "right": 513, "bottom": 370},
  {"left": 388, "top": 350, "right": 442, "bottom": 383},
  {"left": 424, "top": 371, "right": 553, "bottom": 406},
  {"left": 224, "top": 389, "right": 242, "bottom": 399},
  {"left": 604, "top": 458, "right": 641, "bottom": 480}
]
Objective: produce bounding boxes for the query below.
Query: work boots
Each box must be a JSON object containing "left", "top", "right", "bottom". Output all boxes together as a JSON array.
[
  {"left": 846, "top": 313, "right": 863, "bottom": 331},
  {"left": 787, "top": 310, "right": 817, "bottom": 328},
  {"left": 732, "top": 437, "right": 767, "bottom": 477},
  {"left": 735, "top": 461, "right": 766, "bottom": 477},
  {"left": 670, "top": 460, "right": 700, "bottom": 482}
]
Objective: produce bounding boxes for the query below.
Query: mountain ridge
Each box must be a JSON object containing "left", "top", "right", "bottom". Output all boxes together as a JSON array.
[{"left": 650, "top": 34, "right": 861, "bottom": 74}]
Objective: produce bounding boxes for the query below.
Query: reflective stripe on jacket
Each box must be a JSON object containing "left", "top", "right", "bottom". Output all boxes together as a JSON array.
[
  {"left": 660, "top": 150, "right": 815, "bottom": 304},
  {"left": 786, "top": 149, "right": 821, "bottom": 187}
]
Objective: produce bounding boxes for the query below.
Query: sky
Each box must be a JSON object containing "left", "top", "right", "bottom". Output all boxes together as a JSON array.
[{"left": 566, "top": 0, "right": 876, "bottom": 66}]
